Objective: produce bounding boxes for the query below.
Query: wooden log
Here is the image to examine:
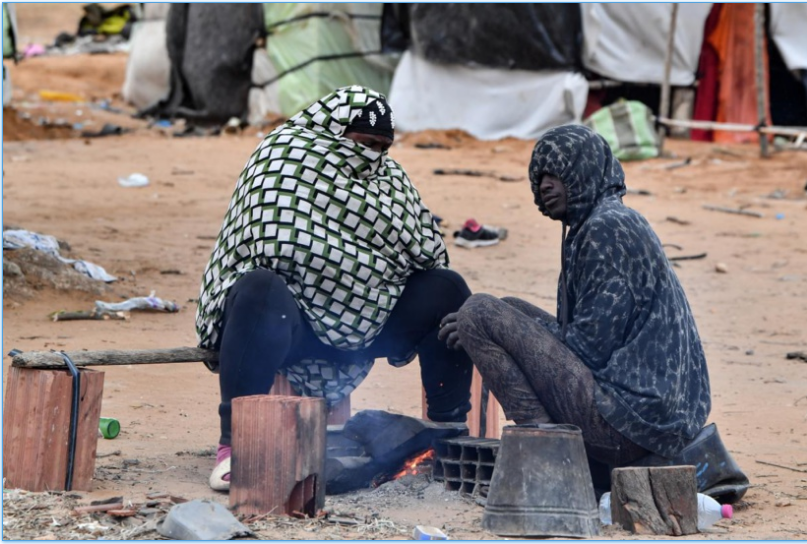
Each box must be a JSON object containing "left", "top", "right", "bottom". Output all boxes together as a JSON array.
[
  {"left": 468, "top": 368, "right": 501, "bottom": 439},
  {"left": 11, "top": 347, "right": 217, "bottom": 369},
  {"left": 753, "top": 2, "right": 769, "bottom": 158},
  {"left": 658, "top": 2, "right": 679, "bottom": 150},
  {"left": 611, "top": 466, "right": 698, "bottom": 536},
  {"left": 230, "top": 395, "right": 326, "bottom": 517},
  {"left": 269, "top": 374, "right": 350, "bottom": 426},
  {"left": 3, "top": 367, "right": 104, "bottom": 491}
]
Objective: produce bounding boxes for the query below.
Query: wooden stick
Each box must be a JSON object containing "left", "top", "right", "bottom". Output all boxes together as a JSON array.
[
  {"left": 754, "top": 3, "right": 769, "bottom": 158},
  {"left": 657, "top": 117, "right": 807, "bottom": 138},
  {"left": 755, "top": 460, "right": 807, "bottom": 474},
  {"left": 72, "top": 502, "right": 124, "bottom": 516},
  {"left": 51, "top": 310, "right": 128, "bottom": 322},
  {"left": 702, "top": 204, "right": 764, "bottom": 218},
  {"left": 11, "top": 347, "right": 218, "bottom": 369},
  {"left": 658, "top": 2, "right": 679, "bottom": 151}
]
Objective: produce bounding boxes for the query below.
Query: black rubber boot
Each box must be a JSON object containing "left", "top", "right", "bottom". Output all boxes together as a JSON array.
[{"left": 632, "top": 423, "right": 750, "bottom": 504}]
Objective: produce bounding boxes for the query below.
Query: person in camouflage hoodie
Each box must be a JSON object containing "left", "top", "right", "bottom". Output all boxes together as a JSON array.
[
  {"left": 440, "top": 124, "right": 710, "bottom": 468},
  {"left": 198, "top": 86, "right": 473, "bottom": 491}
]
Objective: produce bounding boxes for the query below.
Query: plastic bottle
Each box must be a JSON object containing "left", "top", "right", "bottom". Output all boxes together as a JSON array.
[{"left": 598, "top": 492, "right": 733, "bottom": 530}]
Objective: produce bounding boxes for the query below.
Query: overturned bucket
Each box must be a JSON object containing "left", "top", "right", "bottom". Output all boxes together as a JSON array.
[{"left": 482, "top": 424, "right": 599, "bottom": 538}]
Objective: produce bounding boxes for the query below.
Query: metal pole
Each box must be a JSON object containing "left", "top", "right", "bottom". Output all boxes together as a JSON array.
[
  {"left": 754, "top": 3, "right": 769, "bottom": 157},
  {"left": 658, "top": 3, "right": 679, "bottom": 153}
]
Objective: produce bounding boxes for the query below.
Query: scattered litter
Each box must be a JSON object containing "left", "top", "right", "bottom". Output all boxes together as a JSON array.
[
  {"left": 415, "top": 143, "right": 451, "bottom": 150},
  {"left": 50, "top": 309, "right": 128, "bottom": 322},
  {"left": 626, "top": 188, "right": 653, "bottom": 196},
  {"left": 153, "top": 120, "right": 173, "bottom": 129},
  {"left": 715, "top": 263, "right": 729, "bottom": 274},
  {"left": 222, "top": 117, "right": 243, "bottom": 135},
  {"left": 2, "top": 229, "right": 116, "bottom": 282},
  {"left": 23, "top": 44, "right": 47, "bottom": 58},
  {"left": 666, "top": 216, "right": 691, "bottom": 226},
  {"left": 786, "top": 351, "right": 807, "bottom": 363},
  {"left": 117, "top": 173, "right": 150, "bottom": 188},
  {"left": 95, "top": 291, "right": 179, "bottom": 313},
  {"left": 413, "top": 525, "right": 449, "bottom": 540},
  {"left": 702, "top": 205, "right": 764, "bottom": 218},
  {"left": 767, "top": 189, "right": 788, "bottom": 200},
  {"left": 82, "top": 123, "right": 130, "bottom": 138},
  {"left": 38, "top": 90, "right": 84, "bottom": 102},
  {"left": 776, "top": 213, "right": 785, "bottom": 220},
  {"left": 160, "top": 269, "right": 183, "bottom": 275},
  {"left": 157, "top": 499, "right": 252, "bottom": 540},
  {"left": 92, "top": 100, "right": 126, "bottom": 115}
]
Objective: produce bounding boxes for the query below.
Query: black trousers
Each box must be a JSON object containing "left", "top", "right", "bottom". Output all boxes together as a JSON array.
[
  {"left": 216, "top": 268, "right": 474, "bottom": 445},
  {"left": 457, "top": 294, "right": 648, "bottom": 468}
]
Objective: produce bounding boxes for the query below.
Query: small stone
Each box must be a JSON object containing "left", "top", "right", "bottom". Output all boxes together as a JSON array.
[
  {"left": 746, "top": 349, "right": 755, "bottom": 356},
  {"left": 715, "top": 263, "right": 728, "bottom": 273},
  {"left": 775, "top": 500, "right": 792, "bottom": 507}
]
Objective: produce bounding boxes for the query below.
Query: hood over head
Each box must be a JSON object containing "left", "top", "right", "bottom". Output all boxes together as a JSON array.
[{"left": 529, "top": 124, "right": 626, "bottom": 228}]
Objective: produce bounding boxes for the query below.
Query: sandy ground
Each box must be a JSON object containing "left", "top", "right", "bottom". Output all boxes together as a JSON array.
[{"left": 3, "top": 4, "right": 807, "bottom": 540}]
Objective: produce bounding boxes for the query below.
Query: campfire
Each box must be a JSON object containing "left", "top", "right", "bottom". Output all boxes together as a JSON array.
[{"left": 372, "top": 448, "right": 435, "bottom": 487}]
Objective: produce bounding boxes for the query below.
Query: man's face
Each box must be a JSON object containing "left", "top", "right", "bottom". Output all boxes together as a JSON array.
[
  {"left": 538, "top": 174, "right": 567, "bottom": 220},
  {"left": 344, "top": 131, "right": 393, "bottom": 153}
]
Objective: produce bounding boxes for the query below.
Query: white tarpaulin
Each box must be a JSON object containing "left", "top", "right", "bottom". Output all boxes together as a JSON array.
[
  {"left": 770, "top": 3, "right": 807, "bottom": 71},
  {"left": 389, "top": 51, "right": 588, "bottom": 141},
  {"left": 582, "top": 3, "right": 713, "bottom": 86}
]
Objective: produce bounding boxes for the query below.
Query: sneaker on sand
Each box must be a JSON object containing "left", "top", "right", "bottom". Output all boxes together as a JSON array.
[
  {"left": 453, "top": 218, "right": 507, "bottom": 248},
  {"left": 209, "top": 444, "right": 231, "bottom": 491}
]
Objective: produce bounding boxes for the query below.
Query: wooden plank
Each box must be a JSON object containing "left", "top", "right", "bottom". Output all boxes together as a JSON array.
[
  {"left": 3, "top": 368, "right": 104, "bottom": 491},
  {"left": 11, "top": 347, "right": 217, "bottom": 369},
  {"left": 230, "top": 395, "right": 326, "bottom": 517},
  {"left": 611, "top": 466, "right": 698, "bottom": 535},
  {"left": 467, "top": 368, "right": 500, "bottom": 439}
]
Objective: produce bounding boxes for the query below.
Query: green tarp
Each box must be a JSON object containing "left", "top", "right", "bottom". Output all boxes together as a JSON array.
[
  {"left": 261, "top": 3, "right": 395, "bottom": 116},
  {"left": 584, "top": 100, "right": 661, "bottom": 161},
  {"left": 3, "top": 4, "right": 16, "bottom": 59}
]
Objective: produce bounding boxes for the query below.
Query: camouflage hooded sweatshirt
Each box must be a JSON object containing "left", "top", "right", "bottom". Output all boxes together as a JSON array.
[{"left": 529, "top": 124, "right": 711, "bottom": 458}]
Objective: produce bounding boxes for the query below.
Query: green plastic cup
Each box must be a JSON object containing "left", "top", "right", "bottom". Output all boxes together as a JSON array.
[{"left": 99, "top": 417, "right": 120, "bottom": 439}]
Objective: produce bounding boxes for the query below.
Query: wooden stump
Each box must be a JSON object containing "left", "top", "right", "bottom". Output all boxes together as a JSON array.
[
  {"left": 230, "top": 395, "right": 326, "bottom": 517},
  {"left": 2, "top": 367, "right": 104, "bottom": 491},
  {"left": 269, "top": 374, "right": 350, "bottom": 425},
  {"left": 611, "top": 466, "right": 698, "bottom": 535}
]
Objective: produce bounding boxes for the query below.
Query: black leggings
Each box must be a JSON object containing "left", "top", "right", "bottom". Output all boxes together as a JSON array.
[{"left": 216, "top": 268, "right": 474, "bottom": 445}]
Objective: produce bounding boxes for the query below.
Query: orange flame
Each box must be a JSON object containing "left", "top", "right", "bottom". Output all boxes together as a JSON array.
[{"left": 392, "top": 449, "right": 435, "bottom": 480}]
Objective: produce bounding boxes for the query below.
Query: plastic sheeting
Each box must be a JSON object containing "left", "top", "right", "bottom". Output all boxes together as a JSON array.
[
  {"left": 404, "top": 4, "right": 581, "bottom": 71},
  {"left": 389, "top": 51, "right": 588, "bottom": 141},
  {"left": 582, "top": 3, "right": 713, "bottom": 86},
  {"left": 3, "top": 3, "right": 17, "bottom": 58},
  {"left": 770, "top": 3, "right": 807, "bottom": 71},
  {"left": 261, "top": 3, "right": 395, "bottom": 116},
  {"left": 122, "top": 20, "right": 170, "bottom": 110}
]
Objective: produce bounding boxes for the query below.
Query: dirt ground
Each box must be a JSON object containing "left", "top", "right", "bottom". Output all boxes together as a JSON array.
[{"left": 3, "top": 4, "right": 807, "bottom": 541}]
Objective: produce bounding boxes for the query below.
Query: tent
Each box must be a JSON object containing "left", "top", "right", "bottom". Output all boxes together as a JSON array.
[
  {"left": 386, "top": 4, "right": 586, "bottom": 140},
  {"left": 127, "top": 3, "right": 394, "bottom": 126},
  {"left": 2, "top": 3, "right": 17, "bottom": 106}
]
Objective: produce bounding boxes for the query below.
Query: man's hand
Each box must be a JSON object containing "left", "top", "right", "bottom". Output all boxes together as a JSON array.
[{"left": 438, "top": 312, "right": 463, "bottom": 350}]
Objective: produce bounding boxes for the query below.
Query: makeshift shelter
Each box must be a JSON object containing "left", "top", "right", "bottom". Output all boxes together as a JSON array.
[
  {"left": 2, "top": 2, "right": 17, "bottom": 106},
  {"left": 258, "top": 3, "right": 394, "bottom": 117},
  {"left": 128, "top": 3, "right": 393, "bottom": 126},
  {"left": 386, "top": 4, "right": 587, "bottom": 140}
]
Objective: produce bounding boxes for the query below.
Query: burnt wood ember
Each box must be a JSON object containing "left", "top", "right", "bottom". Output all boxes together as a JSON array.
[{"left": 325, "top": 410, "right": 466, "bottom": 495}]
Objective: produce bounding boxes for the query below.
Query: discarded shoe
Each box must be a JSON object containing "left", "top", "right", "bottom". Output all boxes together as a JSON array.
[
  {"left": 208, "top": 444, "right": 231, "bottom": 492},
  {"left": 453, "top": 219, "right": 507, "bottom": 249},
  {"left": 632, "top": 423, "right": 749, "bottom": 504}
]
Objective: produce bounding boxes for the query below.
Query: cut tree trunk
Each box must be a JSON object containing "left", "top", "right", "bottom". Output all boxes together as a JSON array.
[
  {"left": 611, "top": 466, "right": 698, "bottom": 535},
  {"left": 3, "top": 367, "right": 104, "bottom": 491},
  {"left": 230, "top": 395, "right": 326, "bottom": 517}
]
